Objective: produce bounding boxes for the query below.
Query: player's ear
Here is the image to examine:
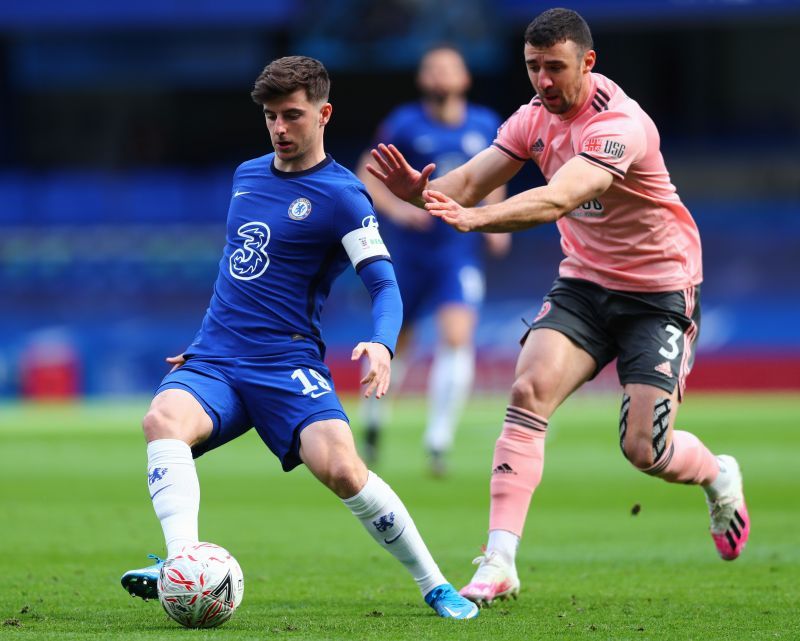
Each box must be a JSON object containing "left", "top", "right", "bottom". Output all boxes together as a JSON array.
[
  {"left": 319, "top": 102, "right": 332, "bottom": 127},
  {"left": 582, "top": 49, "right": 596, "bottom": 73}
]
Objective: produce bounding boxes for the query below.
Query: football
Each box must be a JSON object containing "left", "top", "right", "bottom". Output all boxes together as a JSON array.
[{"left": 157, "top": 542, "right": 244, "bottom": 628}]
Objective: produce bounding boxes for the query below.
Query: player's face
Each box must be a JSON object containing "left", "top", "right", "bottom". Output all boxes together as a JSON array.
[
  {"left": 417, "top": 48, "right": 471, "bottom": 99},
  {"left": 262, "top": 89, "right": 332, "bottom": 171},
  {"left": 524, "top": 40, "right": 595, "bottom": 116}
]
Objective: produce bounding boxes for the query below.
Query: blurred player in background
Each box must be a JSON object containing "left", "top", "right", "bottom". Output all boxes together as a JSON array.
[
  {"left": 120, "top": 56, "right": 478, "bottom": 620},
  {"left": 368, "top": 8, "right": 750, "bottom": 606},
  {"left": 357, "top": 45, "right": 510, "bottom": 476}
]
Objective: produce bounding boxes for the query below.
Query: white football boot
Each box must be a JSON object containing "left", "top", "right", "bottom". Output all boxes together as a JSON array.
[
  {"left": 707, "top": 455, "right": 750, "bottom": 561},
  {"left": 459, "top": 550, "right": 520, "bottom": 607}
]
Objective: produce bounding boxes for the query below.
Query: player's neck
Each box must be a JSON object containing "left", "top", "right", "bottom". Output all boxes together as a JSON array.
[
  {"left": 423, "top": 94, "right": 466, "bottom": 126},
  {"left": 273, "top": 146, "right": 327, "bottom": 173},
  {"left": 558, "top": 75, "right": 594, "bottom": 121}
]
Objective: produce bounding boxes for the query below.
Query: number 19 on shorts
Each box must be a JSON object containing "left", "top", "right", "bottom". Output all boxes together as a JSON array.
[{"left": 291, "top": 368, "right": 333, "bottom": 399}]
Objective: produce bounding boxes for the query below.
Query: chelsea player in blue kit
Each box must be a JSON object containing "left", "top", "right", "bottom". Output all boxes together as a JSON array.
[
  {"left": 120, "top": 56, "right": 478, "bottom": 620},
  {"left": 357, "top": 46, "right": 509, "bottom": 474}
]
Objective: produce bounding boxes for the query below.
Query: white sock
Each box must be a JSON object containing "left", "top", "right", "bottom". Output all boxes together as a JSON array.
[
  {"left": 342, "top": 471, "right": 446, "bottom": 595},
  {"left": 424, "top": 345, "right": 474, "bottom": 453},
  {"left": 703, "top": 455, "right": 734, "bottom": 501},
  {"left": 147, "top": 439, "right": 200, "bottom": 557},
  {"left": 487, "top": 529, "right": 520, "bottom": 564}
]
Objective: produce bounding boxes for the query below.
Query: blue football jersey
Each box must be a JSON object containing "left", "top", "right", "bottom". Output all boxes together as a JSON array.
[
  {"left": 374, "top": 102, "right": 502, "bottom": 260},
  {"left": 186, "top": 153, "right": 391, "bottom": 359}
]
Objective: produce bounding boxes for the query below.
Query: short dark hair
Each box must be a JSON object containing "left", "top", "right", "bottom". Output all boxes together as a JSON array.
[
  {"left": 251, "top": 56, "right": 330, "bottom": 105},
  {"left": 524, "top": 8, "right": 593, "bottom": 52}
]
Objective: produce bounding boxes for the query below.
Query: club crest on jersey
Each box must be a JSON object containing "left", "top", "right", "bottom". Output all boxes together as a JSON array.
[
  {"left": 288, "top": 198, "right": 312, "bottom": 220},
  {"left": 534, "top": 301, "right": 551, "bottom": 322},
  {"left": 361, "top": 215, "right": 379, "bottom": 229},
  {"left": 584, "top": 137, "right": 626, "bottom": 159}
]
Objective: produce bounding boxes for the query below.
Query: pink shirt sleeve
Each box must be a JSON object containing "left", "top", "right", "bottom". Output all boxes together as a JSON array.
[
  {"left": 492, "top": 105, "right": 531, "bottom": 162},
  {"left": 577, "top": 111, "right": 646, "bottom": 178}
]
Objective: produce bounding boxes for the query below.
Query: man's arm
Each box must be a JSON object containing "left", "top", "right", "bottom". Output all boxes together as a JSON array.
[
  {"left": 351, "top": 259, "right": 403, "bottom": 399},
  {"left": 425, "top": 156, "right": 615, "bottom": 232},
  {"left": 367, "top": 144, "right": 523, "bottom": 208}
]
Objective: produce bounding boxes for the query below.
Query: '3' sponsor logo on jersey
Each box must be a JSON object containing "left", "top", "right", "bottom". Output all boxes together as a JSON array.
[{"left": 230, "top": 221, "right": 271, "bottom": 280}]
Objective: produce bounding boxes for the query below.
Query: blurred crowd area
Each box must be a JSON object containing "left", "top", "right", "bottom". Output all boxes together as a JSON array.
[{"left": 1, "top": 0, "right": 799, "bottom": 397}]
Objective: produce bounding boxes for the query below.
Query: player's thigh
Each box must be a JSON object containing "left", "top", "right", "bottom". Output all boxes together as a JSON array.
[
  {"left": 436, "top": 302, "right": 477, "bottom": 347},
  {"left": 238, "top": 355, "right": 349, "bottom": 472},
  {"left": 151, "top": 362, "right": 251, "bottom": 453},
  {"left": 613, "top": 287, "right": 700, "bottom": 401},
  {"left": 512, "top": 328, "right": 597, "bottom": 417}
]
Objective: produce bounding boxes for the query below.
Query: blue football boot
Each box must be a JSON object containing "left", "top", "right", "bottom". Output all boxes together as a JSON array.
[
  {"left": 121, "top": 554, "right": 164, "bottom": 601},
  {"left": 424, "top": 583, "right": 479, "bottom": 619}
]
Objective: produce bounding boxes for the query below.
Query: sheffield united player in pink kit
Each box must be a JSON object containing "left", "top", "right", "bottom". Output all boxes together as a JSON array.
[{"left": 368, "top": 8, "right": 750, "bottom": 606}]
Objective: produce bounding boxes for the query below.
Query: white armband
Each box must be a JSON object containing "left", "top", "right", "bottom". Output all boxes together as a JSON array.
[{"left": 341, "top": 225, "right": 390, "bottom": 270}]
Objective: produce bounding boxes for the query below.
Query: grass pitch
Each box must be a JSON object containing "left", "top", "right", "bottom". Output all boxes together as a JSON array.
[{"left": 0, "top": 393, "right": 798, "bottom": 640}]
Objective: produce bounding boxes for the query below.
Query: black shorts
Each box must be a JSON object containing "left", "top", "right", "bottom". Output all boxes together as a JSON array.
[{"left": 526, "top": 277, "right": 701, "bottom": 399}]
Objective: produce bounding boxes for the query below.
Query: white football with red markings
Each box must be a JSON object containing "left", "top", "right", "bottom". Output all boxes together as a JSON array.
[{"left": 157, "top": 542, "right": 244, "bottom": 628}]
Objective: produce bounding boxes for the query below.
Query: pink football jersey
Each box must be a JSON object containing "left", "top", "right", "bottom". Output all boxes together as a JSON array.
[{"left": 493, "top": 73, "right": 701, "bottom": 292}]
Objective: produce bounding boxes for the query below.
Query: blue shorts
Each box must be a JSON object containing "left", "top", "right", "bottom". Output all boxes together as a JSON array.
[
  {"left": 157, "top": 350, "right": 348, "bottom": 471},
  {"left": 395, "top": 259, "right": 485, "bottom": 324}
]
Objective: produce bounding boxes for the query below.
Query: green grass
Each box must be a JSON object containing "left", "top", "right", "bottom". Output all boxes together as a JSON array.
[{"left": 1, "top": 393, "right": 798, "bottom": 640}]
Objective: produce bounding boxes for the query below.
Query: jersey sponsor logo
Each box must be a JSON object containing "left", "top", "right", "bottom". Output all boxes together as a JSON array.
[
  {"left": 288, "top": 197, "right": 312, "bottom": 220},
  {"left": 361, "top": 214, "right": 379, "bottom": 229},
  {"left": 567, "top": 199, "right": 605, "bottom": 219},
  {"left": 584, "top": 137, "right": 626, "bottom": 159},
  {"left": 530, "top": 138, "right": 545, "bottom": 154},
  {"left": 230, "top": 221, "right": 270, "bottom": 280}
]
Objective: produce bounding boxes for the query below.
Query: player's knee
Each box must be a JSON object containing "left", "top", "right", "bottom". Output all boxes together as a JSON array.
[
  {"left": 620, "top": 433, "right": 656, "bottom": 469},
  {"left": 324, "top": 458, "right": 366, "bottom": 499},
  {"left": 510, "top": 373, "right": 555, "bottom": 417},
  {"left": 618, "top": 393, "right": 672, "bottom": 470},
  {"left": 142, "top": 406, "right": 190, "bottom": 443}
]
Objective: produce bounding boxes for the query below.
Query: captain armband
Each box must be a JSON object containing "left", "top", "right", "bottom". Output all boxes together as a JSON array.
[{"left": 341, "top": 225, "right": 391, "bottom": 271}]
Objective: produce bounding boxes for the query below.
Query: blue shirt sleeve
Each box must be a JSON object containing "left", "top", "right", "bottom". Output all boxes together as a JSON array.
[
  {"left": 357, "top": 258, "right": 402, "bottom": 357},
  {"left": 331, "top": 184, "right": 376, "bottom": 237}
]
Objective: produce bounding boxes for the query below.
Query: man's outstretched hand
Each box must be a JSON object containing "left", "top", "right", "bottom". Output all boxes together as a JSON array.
[
  {"left": 366, "top": 143, "right": 435, "bottom": 204},
  {"left": 423, "top": 189, "right": 477, "bottom": 232}
]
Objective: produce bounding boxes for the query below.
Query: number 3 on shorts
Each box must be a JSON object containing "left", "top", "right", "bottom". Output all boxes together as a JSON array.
[
  {"left": 658, "top": 324, "right": 682, "bottom": 360},
  {"left": 291, "top": 368, "right": 333, "bottom": 398}
]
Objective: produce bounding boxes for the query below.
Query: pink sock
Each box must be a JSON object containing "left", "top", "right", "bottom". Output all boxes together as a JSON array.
[
  {"left": 645, "top": 429, "right": 719, "bottom": 485},
  {"left": 489, "top": 407, "right": 547, "bottom": 537}
]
